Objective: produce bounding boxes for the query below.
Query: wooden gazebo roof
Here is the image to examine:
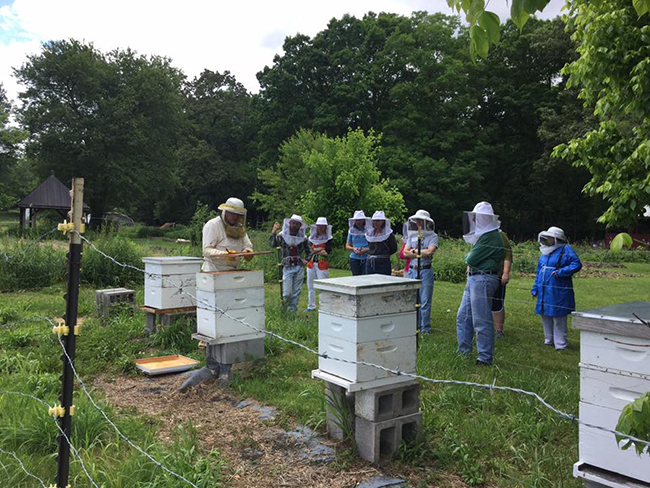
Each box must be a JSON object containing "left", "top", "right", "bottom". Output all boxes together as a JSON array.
[{"left": 17, "top": 173, "right": 90, "bottom": 211}]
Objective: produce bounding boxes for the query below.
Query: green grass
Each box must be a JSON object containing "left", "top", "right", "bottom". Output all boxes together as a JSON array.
[{"left": 1, "top": 234, "right": 649, "bottom": 486}]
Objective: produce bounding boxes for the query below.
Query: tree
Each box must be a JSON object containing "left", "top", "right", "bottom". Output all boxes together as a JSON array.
[
  {"left": 555, "top": 0, "right": 650, "bottom": 229},
  {"left": 451, "top": 0, "right": 650, "bottom": 228},
  {"left": 165, "top": 70, "right": 256, "bottom": 223},
  {"left": 14, "top": 40, "right": 186, "bottom": 221},
  {"left": 253, "top": 128, "right": 406, "bottom": 243},
  {"left": 0, "top": 84, "right": 29, "bottom": 210}
]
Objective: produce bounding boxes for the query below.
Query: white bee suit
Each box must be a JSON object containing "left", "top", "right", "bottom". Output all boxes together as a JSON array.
[{"left": 202, "top": 216, "right": 253, "bottom": 272}]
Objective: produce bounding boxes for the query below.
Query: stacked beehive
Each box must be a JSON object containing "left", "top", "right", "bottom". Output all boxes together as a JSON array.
[
  {"left": 312, "top": 275, "right": 422, "bottom": 464},
  {"left": 142, "top": 257, "right": 203, "bottom": 309},
  {"left": 571, "top": 301, "right": 650, "bottom": 487},
  {"left": 194, "top": 270, "right": 265, "bottom": 366}
]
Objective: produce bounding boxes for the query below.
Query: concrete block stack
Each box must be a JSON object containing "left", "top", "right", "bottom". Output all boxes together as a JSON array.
[{"left": 312, "top": 274, "right": 422, "bottom": 464}]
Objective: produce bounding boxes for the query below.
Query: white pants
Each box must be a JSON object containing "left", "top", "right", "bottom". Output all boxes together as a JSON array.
[
  {"left": 307, "top": 266, "right": 330, "bottom": 310},
  {"left": 541, "top": 314, "right": 568, "bottom": 349}
]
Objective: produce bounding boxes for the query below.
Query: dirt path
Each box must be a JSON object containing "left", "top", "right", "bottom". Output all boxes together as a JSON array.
[{"left": 94, "top": 373, "right": 451, "bottom": 488}]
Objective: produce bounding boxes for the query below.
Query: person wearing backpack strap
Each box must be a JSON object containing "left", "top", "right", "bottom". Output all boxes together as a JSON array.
[{"left": 531, "top": 226, "right": 582, "bottom": 350}]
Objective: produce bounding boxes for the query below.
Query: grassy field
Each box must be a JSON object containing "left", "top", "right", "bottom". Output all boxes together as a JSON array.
[{"left": 1, "top": 232, "right": 649, "bottom": 487}]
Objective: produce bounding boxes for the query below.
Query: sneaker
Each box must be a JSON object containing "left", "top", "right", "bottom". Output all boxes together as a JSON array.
[
  {"left": 476, "top": 359, "right": 492, "bottom": 367},
  {"left": 304, "top": 308, "right": 316, "bottom": 313},
  {"left": 495, "top": 331, "right": 504, "bottom": 339},
  {"left": 420, "top": 329, "right": 431, "bottom": 335},
  {"left": 543, "top": 341, "right": 553, "bottom": 347}
]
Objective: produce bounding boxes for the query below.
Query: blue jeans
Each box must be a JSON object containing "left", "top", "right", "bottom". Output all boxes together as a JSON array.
[
  {"left": 456, "top": 274, "right": 499, "bottom": 364},
  {"left": 350, "top": 258, "right": 366, "bottom": 276},
  {"left": 408, "top": 267, "right": 434, "bottom": 333},
  {"left": 365, "top": 257, "right": 392, "bottom": 275},
  {"left": 283, "top": 265, "right": 304, "bottom": 312}
]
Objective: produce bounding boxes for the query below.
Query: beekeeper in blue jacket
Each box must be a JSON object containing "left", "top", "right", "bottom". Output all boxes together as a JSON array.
[{"left": 531, "top": 226, "right": 582, "bottom": 350}]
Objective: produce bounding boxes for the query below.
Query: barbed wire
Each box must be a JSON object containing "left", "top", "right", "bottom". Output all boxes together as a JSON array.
[
  {"left": 1, "top": 227, "right": 59, "bottom": 262},
  {"left": 47, "top": 321, "right": 200, "bottom": 488},
  {"left": 0, "top": 445, "right": 48, "bottom": 488},
  {"left": 77, "top": 232, "right": 650, "bottom": 449},
  {"left": 0, "top": 390, "right": 100, "bottom": 488}
]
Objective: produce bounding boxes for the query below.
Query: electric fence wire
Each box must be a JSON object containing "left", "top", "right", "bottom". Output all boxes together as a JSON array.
[{"left": 77, "top": 232, "right": 650, "bottom": 449}]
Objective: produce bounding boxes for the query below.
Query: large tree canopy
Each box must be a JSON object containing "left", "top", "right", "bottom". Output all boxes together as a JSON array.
[
  {"left": 15, "top": 40, "right": 186, "bottom": 221},
  {"left": 0, "top": 85, "right": 29, "bottom": 210}
]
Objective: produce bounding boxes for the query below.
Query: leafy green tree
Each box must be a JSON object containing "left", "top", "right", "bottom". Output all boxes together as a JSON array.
[
  {"left": 451, "top": 0, "right": 650, "bottom": 228},
  {"left": 254, "top": 128, "right": 406, "bottom": 243},
  {"left": 555, "top": 0, "right": 650, "bottom": 229},
  {"left": 0, "top": 85, "right": 29, "bottom": 210},
  {"left": 14, "top": 40, "right": 186, "bottom": 221},
  {"left": 162, "top": 70, "right": 255, "bottom": 223}
]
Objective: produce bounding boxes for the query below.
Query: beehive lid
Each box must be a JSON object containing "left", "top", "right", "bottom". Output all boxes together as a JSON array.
[
  {"left": 573, "top": 301, "right": 650, "bottom": 323},
  {"left": 142, "top": 256, "right": 203, "bottom": 265},
  {"left": 572, "top": 301, "right": 650, "bottom": 340},
  {"left": 314, "top": 274, "right": 421, "bottom": 295},
  {"left": 135, "top": 355, "right": 199, "bottom": 376}
]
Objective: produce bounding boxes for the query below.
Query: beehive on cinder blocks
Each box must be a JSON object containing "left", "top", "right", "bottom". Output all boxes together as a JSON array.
[
  {"left": 571, "top": 301, "right": 650, "bottom": 487},
  {"left": 311, "top": 274, "right": 424, "bottom": 465},
  {"left": 312, "top": 274, "right": 421, "bottom": 391}
]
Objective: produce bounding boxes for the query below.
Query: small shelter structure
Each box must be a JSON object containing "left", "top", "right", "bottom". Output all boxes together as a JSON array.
[{"left": 16, "top": 173, "right": 90, "bottom": 228}]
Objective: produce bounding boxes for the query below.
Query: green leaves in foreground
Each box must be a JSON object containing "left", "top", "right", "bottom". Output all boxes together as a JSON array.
[
  {"left": 449, "top": 0, "right": 650, "bottom": 61},
  {"left": 616, "top": 392, "right": 650, "bottom": 456},
  {"left": 610, "top": 233, "right": 633, "bottom": 251}
]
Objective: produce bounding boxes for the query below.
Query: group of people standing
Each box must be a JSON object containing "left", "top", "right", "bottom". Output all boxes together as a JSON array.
[{"left": 203, "top": 197, "right": 583, "bottom": 367}]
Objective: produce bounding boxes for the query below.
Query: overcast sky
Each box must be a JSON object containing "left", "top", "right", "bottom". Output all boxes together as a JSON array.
[{"left": 0, "top": 0, "right": 565, "bottom": 104}]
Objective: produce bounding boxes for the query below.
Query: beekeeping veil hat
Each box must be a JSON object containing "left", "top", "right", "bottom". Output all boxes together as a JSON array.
[
  {"left": 408, "top": 209, "right": 436, "bottom": 236},
  {"left": 309, "top": 217, "right": 332, "bottom": 245},
  {"left": 281, "top": 214, "right": 307, "bottom": 246},
  {"left": 218, "top": 197, "right": 247, "bottom": 238},
  {"left": 348, "top": 210, "right": 368, "bottom": 236},
  {"left": 462, "top": 202, "right": 500, "bottom": 245},
  {"left": 538, "top": 226, "right": 567, "bottom": 255},
  {"left": 365, "top": 210, "right": 392, "bottom": 243}
]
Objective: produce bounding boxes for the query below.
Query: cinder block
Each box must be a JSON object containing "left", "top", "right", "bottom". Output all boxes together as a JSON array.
[
  {"left": 95, "top": 288, "right": 136, "bottom": 319},
  {"left": 206, "top": 338, "right": 265, "bottom": 367},
  {"left": 355, "top": 412, "right": 422, "bottom": 465},
  {"left": 355, "top": 381, "right": 420, "bottom": 422},
  {"left": 325, "top": 382, "right": 355, "bottom": 440}
]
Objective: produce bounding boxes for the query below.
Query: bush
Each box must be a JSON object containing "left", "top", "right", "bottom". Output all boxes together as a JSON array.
[
  {"left": 135, "top": 225, "right": 166, "bottom": 238},
  {"left": 432, "top": 253, "right": 467, "bottom": 283},
  {"left": 581, "top": 249, "right": 650, "bottom": 264},
  {"left": 0, "top": 238, "right": 66, "bottom": 291},
  {"left": 80, "top": 236, "right": 144, "bottom": 287},
  {"left": 189, "top": 204, "right": 217, "bottom": 246}
]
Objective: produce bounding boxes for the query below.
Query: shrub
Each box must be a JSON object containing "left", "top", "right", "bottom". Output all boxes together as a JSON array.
[
  {"left": 0, "top": 238, "right": 66, "bottom": 291},
  {"left": 80, "top": 236, "right": 144, "bottom": 287}
]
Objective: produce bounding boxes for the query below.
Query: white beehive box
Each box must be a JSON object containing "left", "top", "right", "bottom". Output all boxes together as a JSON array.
[
  {"left": 142, "top": 257, "right": 203, "bottom": 309},
  {"left": 196, "top": 306, "right": 265, "bottom": 344},
  {"left": 194, "top": 269, "right": 266, "bottom": 344},
  {"left": 197, "top": 269, "right": 264, "bottom": 291},
  {"left": 312, "top": 274, "right": 421, "bottom": 391},
  {"left": 319, "top": 311, "right": 416, "bottom": 343},
  {"left": 142, "top": 257, "right": 203, "bottom": 276},
  {"left": 318, "top": 333, "right": 416, "bottom": 383},
  {"left": 196, "top": 287, "right": 264, "bottom": 311},
  {"left": 572, "top": 302, "right": 650, "bottom": 486},
  {"left": 315, "top": 275, "right": 421, "bottom": 319}
]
